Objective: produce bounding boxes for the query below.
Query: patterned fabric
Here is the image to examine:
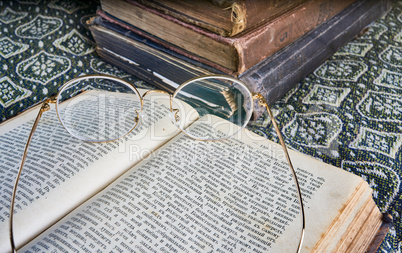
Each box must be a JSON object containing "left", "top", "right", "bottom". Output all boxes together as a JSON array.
[
  {"left": 0, "top": 0, "right": 151, "bottom": 122},
  {"left": 0, "top": 0, "right": 401, "bottom": 251}
]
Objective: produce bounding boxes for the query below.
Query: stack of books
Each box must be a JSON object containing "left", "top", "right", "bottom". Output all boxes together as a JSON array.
[{"left": 88, "top": 0, "right": 390, "bottom": 105}]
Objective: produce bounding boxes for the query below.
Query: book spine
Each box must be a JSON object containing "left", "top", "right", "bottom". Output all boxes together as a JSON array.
[{"left": 240, "top": 0, "right": 391, "bottom": 105}]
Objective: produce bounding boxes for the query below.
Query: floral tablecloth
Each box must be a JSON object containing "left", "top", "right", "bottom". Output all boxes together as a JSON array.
[{"left": 0, "top": 0, "right": 401, "bottom": 251}]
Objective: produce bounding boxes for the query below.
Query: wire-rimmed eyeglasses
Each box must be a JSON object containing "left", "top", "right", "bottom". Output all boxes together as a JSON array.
[{"left": 9, "top": 74, "right": 305, "bottom": 252}]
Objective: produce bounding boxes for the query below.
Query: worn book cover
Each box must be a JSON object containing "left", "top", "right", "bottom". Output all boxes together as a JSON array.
[
  {"left": 90, "top": 0, "right": 391, "bottom": 107},
  {"left": 100, "top": 0, "right": 356, "bottom": 74},
  {"left": 134, "top": 0, "right": 307, "bottom": 37}
]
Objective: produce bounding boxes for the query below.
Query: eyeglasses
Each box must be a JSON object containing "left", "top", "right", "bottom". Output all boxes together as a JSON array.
[{"left": 9, "top": 74, "right": 305, "bottom": 252}]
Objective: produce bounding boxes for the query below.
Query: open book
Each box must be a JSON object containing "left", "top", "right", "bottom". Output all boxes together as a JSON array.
[{"left": 0, "top": 89, "right": 384, "bottom": 252}]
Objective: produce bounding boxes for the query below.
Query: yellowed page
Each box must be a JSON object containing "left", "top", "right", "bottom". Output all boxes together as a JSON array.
[
  {"left": 19, "top": 115, "right": 368, "bottom": 252},
  {"left": 0, "top": 90, "right": 198, "bottom": 252},
  {"left": 312, "top": 184, "right": 372, "bottom": 252},
  {"left": 330, "top": 198, "right": 376, "bottom": 252},
  {"left": 344, "top": 207, "right": 383, "bottom": 252}
]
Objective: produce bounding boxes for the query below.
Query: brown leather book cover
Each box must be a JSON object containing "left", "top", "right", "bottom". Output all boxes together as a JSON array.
[
  {"left": 101, "top": 0, "right": 356, "bottom": 74},
  {"left": 229, "top": 0, "right": 357, "bottom": 73},
  {"left": 135, "top": 0, "right": 307, "bottom": 37}
]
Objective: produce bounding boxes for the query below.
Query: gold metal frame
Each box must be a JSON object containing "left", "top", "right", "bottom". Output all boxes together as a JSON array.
[
  {"left": 9, "top": 74, "right": 305, "bottom": 253},
  {"left": 253, "top": 93, "right": 305, "bottom": 252}
]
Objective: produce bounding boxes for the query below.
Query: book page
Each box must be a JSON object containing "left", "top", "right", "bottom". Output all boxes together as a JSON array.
[
  {"left": 0, "top": 90, "right": 197, "bottom": 252},
  {"left": 21, "top": 115, "right": 365, "bottom": 252}
]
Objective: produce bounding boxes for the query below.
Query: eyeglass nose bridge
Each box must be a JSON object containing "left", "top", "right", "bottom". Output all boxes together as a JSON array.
[
  {"left": 140, "top": 89, "right": 181, "bottom": 124},
  {"left": 171, "top": 108, "right": 180, "bottom": 124},
  {"left": 141, "top": 89, "right": 171, "bottom": 99},
  {"left": 134, "top": 109, "right": 142, "bottom": 124}
]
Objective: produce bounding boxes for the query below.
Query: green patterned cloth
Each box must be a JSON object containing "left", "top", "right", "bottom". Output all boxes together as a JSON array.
[
  {"left": 0, "top": 0, "right": 401, "bottom": 251},
  {"left": 0, "top": 0, "right": 152, "bottom": 122}
]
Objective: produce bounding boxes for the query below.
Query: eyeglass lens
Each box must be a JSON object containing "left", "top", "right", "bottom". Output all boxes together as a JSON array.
[
  {"left": 172, "top": 76, "right": 254, "bottom": 140},
  {"left": 57, "top": 76, "right": 254, "bottom": 142},
  {"left": 56, "top": 76, "right": 142, "bottom": 143}
]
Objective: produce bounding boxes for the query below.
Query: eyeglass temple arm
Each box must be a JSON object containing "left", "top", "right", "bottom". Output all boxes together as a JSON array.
[
  {"left": 9, "top": 99, "right": 54, "bottom": 253},
  {"left": 252, "top": 93, "right": 305, "bottom": 253}
]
